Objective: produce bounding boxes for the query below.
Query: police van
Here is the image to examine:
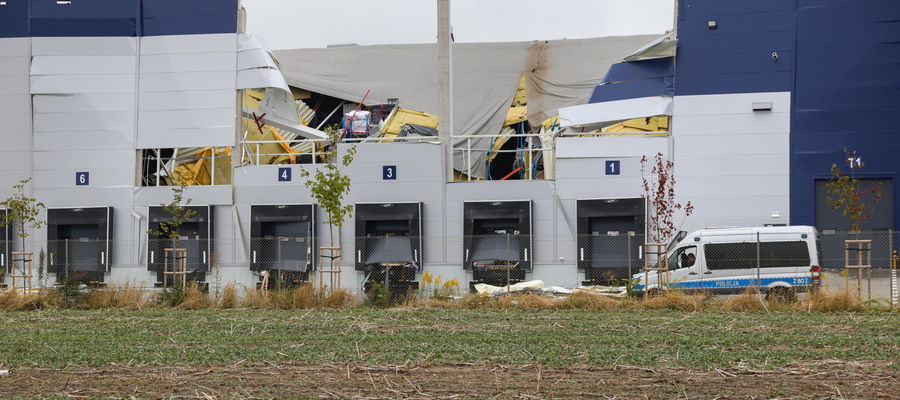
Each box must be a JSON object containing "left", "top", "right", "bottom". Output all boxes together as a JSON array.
[{"left": 633, "top": 226, "right": 821, "bottom": 300}]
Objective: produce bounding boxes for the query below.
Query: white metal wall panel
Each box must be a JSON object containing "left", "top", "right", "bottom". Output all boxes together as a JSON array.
[
  {"left": 138, "top": 71, "right": 236, "bottom": 92},
  {"left": 139, "top": 33, "right": 237, "bottom": 55},
  {"left": 31, "top": 37, "right": 137, "bottom": 56},
  {"left": 0, "top": 37, "right": 32, "bottom": 188},
  {"left": 31, "top": 56, "right": 136, "bottom": 75},
  {"left": 30, "top": 75, "right": 136, "bottom": 94},
  {"left": 671, "top": 92, "right": 792, "bottom": 230},
  {"left": 31, "top": 37, "right": 138, "bottom": 199},
  {"left": 136, "top": 34, "right": 238, "bottom": 149},
  {"left": 32, "top": 93, "right": 136, "bottom": 113},
  {"left": 140, "top": 52, "right": 237, "bottom": 74}
]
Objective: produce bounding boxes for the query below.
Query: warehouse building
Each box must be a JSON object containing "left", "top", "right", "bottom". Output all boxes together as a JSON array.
[{"left": 0, "top": 0, "right": 897, "bottom": 292}]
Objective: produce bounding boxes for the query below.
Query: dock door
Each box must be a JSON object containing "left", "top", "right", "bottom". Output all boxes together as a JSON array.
[{"left": 577, "top": 198, "right": 645, "bottom": 285}]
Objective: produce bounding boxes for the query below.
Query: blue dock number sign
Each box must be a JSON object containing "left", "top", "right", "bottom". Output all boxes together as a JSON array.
[
  {"left": 278, "top": 167, "right": 291, "bottom": 182},
  {"left": 383, "top": 165, "right": 397, "bottom": 180},
  {"left": 605, "top": 160, "right": 620, "bottom": 175},
  {"left": 76, "top": 172, "right": 89, "bottom": 186}
]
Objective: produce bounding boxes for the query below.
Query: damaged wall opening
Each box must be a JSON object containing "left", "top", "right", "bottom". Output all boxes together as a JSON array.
[
  {"left": 464, "top": 200, "right": 532, "bottom": 290},
  {"left": 139, "top": 148, "right": 232, "bottom": 186},
  {"left": 147, "top": 205, "right": 214, "bottom": 286},
  {"left": 355, "top": 202, "right": 423, "bottom": 294},
  {"left": 46, "top": 207, "right": 113, "bottom": 285},
  {"left": 576, "top": 198, "right": 645, "bottom": 285},
  {"left": 250, "top": 204, "right": 316, "bottom": 288}
]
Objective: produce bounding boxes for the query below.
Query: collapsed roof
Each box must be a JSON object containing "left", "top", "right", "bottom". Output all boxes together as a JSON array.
[{"left": 274, "top": 35, "right": 658, "bottom": 178}]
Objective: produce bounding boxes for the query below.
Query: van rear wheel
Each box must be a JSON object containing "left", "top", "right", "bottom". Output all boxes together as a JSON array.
[{"left": 765, "top": 287, "right": 795, "bottom": 304}]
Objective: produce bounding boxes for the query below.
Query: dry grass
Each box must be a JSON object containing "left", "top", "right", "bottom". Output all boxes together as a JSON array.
[
  {"left": 800, "top": 288, "right": 861, "bottom": 312},
  {"left": 241, "top": 286, "right": 272, "bottom": 308},
  {"left": 178, "top": 282, "right": 213, "bottom": 310},
  {"left": 0, "top": 290, "right": 62, "bottom": 311},
  {"left": 559, "top": 291, "right": 620, "bottom": 311},
  {"left": 639, "top": 290, "right": 706, "bottom": 312},
  {"left": 81, "top": 284, "right": 151, "bottom": 310},
  {"left": 492, "top": 293, "right": 557, "bottom": 310},
  {"left": 240, "top": 284, "right": 358, "bottom": 309},
  {"left": 219, "top": 283, "right": 238, "bottom": 309},
  {"left": 721, "top": 288, "right": 769, "bottom": 312}
]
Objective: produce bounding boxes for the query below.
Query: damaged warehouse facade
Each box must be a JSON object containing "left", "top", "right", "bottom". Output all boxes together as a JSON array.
[{"left": 0, "top": 0, "right": 897, "bottom": 293}]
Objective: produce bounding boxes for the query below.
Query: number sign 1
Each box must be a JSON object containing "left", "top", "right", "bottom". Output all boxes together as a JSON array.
[
  {"left": 278, "top": 167, "right": 291, "bottom": 182},
  {"left": 383, "top": 165, "right": 397, "bottom": 180},
  {"left": 605, "top": 160, "right": 620, "bottom": 175},
  {"left": 75, "top": 171, "right": 89, "bottom": 186}
]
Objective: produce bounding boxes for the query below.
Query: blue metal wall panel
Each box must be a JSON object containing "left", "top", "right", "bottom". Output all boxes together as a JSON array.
[
  {"left": 141, "top": 0, "right": 238, "bottom": 36},
  {"left": 30, "top": 0, "right": 140, "bottom": 37},
  {"left": 0, "top": 0, "right": 29, "bottom": 38},
  {"left": 603, "top": 57, "right": 673, "bottom": 83},
  {"left": 589, "top": 77, "right": 673, "bottom": 103},
  {"left": 790, "top": 0, "right": 900, "bottom": 229},
  {"left": 674, "top": 0, "right": 795, "bottom": 96}
]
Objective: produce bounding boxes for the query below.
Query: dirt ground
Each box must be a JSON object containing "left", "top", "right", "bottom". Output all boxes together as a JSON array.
[{"left": 1, "top": 361, "right": 896, "bottom": 399}]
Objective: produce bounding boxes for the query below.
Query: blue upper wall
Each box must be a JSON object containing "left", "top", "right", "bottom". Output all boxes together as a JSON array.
[
  {"left": 676, "top": 0, "right": 900, "bottom": 229},
  {"left": 790, "top": 0, "right": 900, "bottom": 229},
  {"left": 674, "top": 0, "right": 796, "bottom": 95},
  {"left": 0, "top": 0, "right": 238, "bottom": 38}
]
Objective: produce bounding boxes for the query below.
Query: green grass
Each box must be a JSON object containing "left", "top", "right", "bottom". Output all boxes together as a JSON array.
[{"left": 0, "top": 308, "right": 896, "bottom": 370}]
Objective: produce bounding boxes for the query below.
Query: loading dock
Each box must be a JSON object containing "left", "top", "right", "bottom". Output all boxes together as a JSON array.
[
  {"left": 46, "top": 207, "right": 113, "bottom": 285},
  {"left": 464, "top": 200, "right": 532, "bottom": 289},
  {"left": 250, "top": 204, "right": 316, "bottom": 288},
  {"left": 355, "top": 202, "right": 422, "bottom": 293},
  {"left": 577, "top": 198, "right": 644, "bottom": 285},
  {"left": 147, "top": 205, "right": 214, "bottom": 285}
]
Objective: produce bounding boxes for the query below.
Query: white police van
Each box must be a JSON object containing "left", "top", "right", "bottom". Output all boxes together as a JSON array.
[{"left": 633, "top": 226, "right": 821, "bottom": 300}]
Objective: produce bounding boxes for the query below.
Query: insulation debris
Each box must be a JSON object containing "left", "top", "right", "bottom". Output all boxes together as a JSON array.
[{"left": 474, "top": 280, "right": 545, "bottom": 295}]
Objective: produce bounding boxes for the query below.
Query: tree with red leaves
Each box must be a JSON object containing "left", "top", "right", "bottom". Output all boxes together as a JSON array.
[
  {"left": 641, "top": 153, "right": 694, "bottom": 244},
  {"left": 825, "top": 148, "right": 882, "bottom": 232}
]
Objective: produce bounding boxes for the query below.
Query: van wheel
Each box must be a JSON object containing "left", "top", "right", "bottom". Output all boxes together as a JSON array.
[{"left": 765, "top": 287, "right": 795, "bottom": 304}]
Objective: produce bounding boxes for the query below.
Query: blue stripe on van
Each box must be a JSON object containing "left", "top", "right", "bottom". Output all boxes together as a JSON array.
[{"left": 634, "top": 276, "right": 811, "bottom": 292}]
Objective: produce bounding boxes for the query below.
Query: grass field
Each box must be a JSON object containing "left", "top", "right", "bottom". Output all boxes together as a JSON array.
[{"left": 0, "top": 308, "right": 897, "bottom": 398}]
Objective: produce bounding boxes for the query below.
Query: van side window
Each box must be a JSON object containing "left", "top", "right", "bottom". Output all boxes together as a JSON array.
[
  {"left": 704, "top": 241, "right": 811, "bottom": 270},
  {"left": 668, "top": 246, "right": 696, "bottom": 270}
]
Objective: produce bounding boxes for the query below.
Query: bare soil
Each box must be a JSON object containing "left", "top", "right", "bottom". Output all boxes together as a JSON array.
[{"left": 1, "top": 361, "right": 896, "bottom": 399}]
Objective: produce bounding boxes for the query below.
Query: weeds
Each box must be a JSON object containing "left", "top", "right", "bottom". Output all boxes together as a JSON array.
[
  {"left": 81, "top": 284, "right": 150, "bottom": 310},
  {"left": 219, "top": 283, "right": 238, "bottom": 309}
]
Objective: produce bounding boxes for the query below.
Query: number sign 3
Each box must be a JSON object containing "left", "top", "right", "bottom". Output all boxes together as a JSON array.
[{"left": 383, "top": 166, "right": 397, "bottom": 180}]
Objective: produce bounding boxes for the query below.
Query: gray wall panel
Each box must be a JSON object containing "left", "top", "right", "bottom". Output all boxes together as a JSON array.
[
  {"left": 140, "top": 52, "right": 237, "bottom": 74},
  {"left": 138, "top": 71, "right": 236, "bottom": 92},
  {"left": 139, "top": 90, "right": 236, "bottom": 111},
  {"left": 33, "top": 93, "right": 136, "bottom": 113},
  {"left": 0, "top": 94, "right": 30, "bottom": 113},
  {"left": 33, "top": 111, "right": 134, "bottom": 133},
  {"left": 34, "top": 149, "right": 134, "bottom": 170},
  {"left": 34, "top": 131, "right": 134, "bottom": 151},
  {"left": 32, "top": 37, "right": 137, "bottom": 56},
  {"left": 134, "top": 186, "right": 233, "bottom": 206},
  {"left": 31, "top": 56, "right": 136, "bottom": 75},
  {"left": 30, "top": 75, "right": 136, "bottom": 94},
  {"left": 140, "top": 34, "right": 237, "bottom": 55}
]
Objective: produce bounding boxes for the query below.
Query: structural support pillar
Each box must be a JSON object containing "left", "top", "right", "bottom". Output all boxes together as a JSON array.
[{"left": 437, "top": 0, "right": 454, "bottom": 182}]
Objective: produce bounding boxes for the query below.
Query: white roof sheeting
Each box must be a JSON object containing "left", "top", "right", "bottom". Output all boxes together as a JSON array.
[{"left": 274, "top": 35, "right": 658, "bottom": 178}]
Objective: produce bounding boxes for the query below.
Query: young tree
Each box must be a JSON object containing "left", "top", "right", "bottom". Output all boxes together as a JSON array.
[
  {"left": 0, "top": 178, "right": 46, "bottom": 254},
  {"left": 299, "top": 129, "right": 357, "bottom": 248},
  {"left": 825, "top": 148, "right": 882, "bottom": 232},
  {"left": 147, "top": 182, "right": 197, "bottom": 246},
  {"left": 640, "top": 153, "right": 694, "bottom": 244}
]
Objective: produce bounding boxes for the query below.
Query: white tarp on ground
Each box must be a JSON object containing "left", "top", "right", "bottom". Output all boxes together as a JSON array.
[
  {"left": 558, "top": 95, "right": 673, "bottom": 131},
  {"left": 274, "top": 35, "right": 657, "bottom": 178}
]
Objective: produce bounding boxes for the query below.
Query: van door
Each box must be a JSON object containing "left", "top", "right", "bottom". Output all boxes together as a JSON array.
[{"left": 666, "top": 245, "right": 700, "bottom": 289}]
